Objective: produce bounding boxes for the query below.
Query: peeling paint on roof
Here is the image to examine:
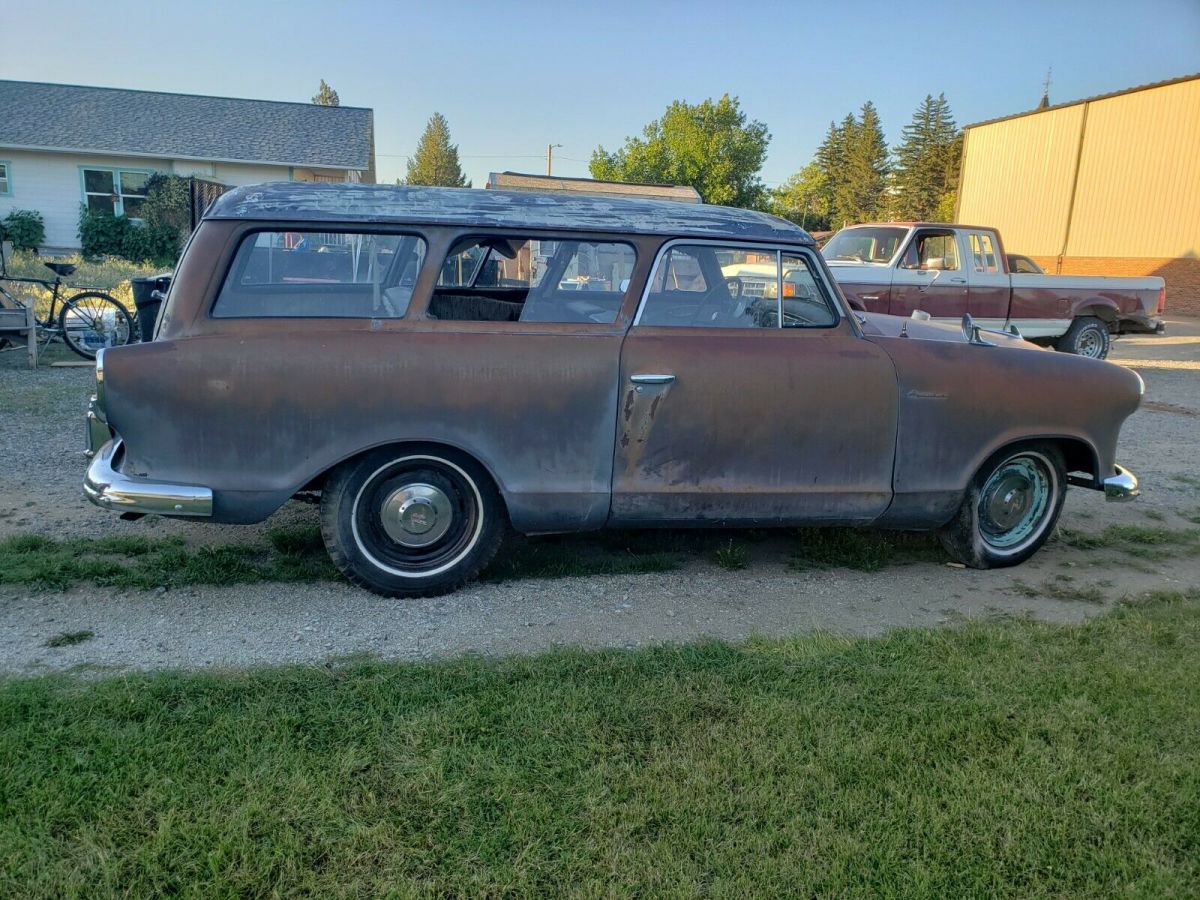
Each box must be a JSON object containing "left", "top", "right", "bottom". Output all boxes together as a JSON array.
[{"left": 206, "top": 183, "right": 814, "bottom": 243}]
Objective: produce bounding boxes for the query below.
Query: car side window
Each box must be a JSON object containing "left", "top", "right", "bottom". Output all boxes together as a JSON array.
[
  {"left": 212, "top": 231, "right": 427, "bottom": 318},
  {"left": 902, "top": 231, "right": 960, "bottom": 272},
  {"left": 432, "top": 237, "right": 635, "bottom": 324},
  {"left": 968, "top": 232, "right": 1000, "bottom": 273},
  {"left": 639, "top": 245, "right": 837, "bottom": 329}
]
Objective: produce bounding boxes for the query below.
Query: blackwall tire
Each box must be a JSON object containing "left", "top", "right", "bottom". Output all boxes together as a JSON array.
[
  {"left": 320, "top": 446, "right": 506, "bottom": 598},
  {"left": 1056, "top": 316, "right": 1111, "bottom": 359},
  {"left": 938, "top": 444, "right": 1067, "bottom": 569}
]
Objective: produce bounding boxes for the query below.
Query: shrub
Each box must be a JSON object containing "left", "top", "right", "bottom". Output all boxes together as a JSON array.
[
  {"left": 2, "top": 209, "right": 46, "bottom": 251},
  {"left": 78, "top": 206, "right": 179, "bottom": 269}
]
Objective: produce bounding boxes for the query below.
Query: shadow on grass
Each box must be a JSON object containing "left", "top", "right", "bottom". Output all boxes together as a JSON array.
[
  {"left": 2, "top": 524, "right": 951, "bottom": 591},
  {"left": 0, "top": 526, "right": 337, "bottom": 591}
]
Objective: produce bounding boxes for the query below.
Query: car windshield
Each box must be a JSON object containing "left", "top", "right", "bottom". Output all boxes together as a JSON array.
[{"left": 822, "top": 227, "right": 907, "bottom": 264}]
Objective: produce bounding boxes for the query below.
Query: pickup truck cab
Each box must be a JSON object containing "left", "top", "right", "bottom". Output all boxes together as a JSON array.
[{"left": 823, "top": 223, "right": 1166, "bottom": 358}]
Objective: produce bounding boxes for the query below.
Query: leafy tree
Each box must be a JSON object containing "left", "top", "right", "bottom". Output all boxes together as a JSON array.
[
  {"left": 769, "top": 163, "right": 831, "bottom": 232},
  {"left": 405, "top": 113, "right": 471, "bottom": 188},
  {"left": 891, "top": 94, "right": 960, "bottom": 221},
  {"left": 590, "top": 94, "right": 770, "bottom": 208},
  {"left": 311, "top": 80, "right": 340, "bottom": 106}
]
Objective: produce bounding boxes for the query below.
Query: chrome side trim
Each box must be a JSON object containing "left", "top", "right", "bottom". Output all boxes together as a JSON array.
[
  {"left": 84, "top": 439, "right": 213, "bottom": 517},
  {"left": 1103, "top": 465, "right": 1139, "bottom": 502}
]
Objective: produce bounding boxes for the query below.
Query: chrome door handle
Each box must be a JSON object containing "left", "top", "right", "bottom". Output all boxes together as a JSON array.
[
  {"left": 630, "top": 374, "right": 675, "bottom": 385},
  {"left": 861, "top": 294, "right": 880, "bottom": 301},
  {"left": 949, "top": 277, "right": 967, "bottom": 284}
]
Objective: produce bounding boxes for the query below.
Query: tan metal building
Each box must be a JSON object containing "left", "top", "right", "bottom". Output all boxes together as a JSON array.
[{"left": 956, "top": 73, "right": 1200, "bottom": 316}]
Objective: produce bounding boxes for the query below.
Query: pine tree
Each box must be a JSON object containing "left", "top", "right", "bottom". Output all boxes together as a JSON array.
[
  {"left": 311, "top": 79, "right": 340, "bottom": 106},
  {"left": 405, "top": 113, "right": 471, "bottom": 188},
  {"left": 891, "top": 94, "right": 960, "bottom": 221},
  {"left": 834, "top": 103, "right": 889, "bottom": 225}
]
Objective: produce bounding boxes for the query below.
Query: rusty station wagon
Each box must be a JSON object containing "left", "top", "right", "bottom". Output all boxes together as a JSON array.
[{"left": 84, "top": 184, "right": 1143, "bottom": 597}]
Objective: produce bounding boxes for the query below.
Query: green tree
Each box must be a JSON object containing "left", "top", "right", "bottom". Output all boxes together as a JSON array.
[
  {"left": 404, "top": 113, "right": 471, "bottom": 188},
  {"left": 833, "top": 102, "right": 889, "bottom": 226},
  {"left": 311, "top": 80, "right": 340, "bottom": 106},
  {"left": 769, "top": 162, "right": 831, "bottom": 232},
  {"left": 590, "top": 94, "right": 770, "bottom": 208},
  {"left": 891, "top": 93, "right": 960, "bottom": 221}
]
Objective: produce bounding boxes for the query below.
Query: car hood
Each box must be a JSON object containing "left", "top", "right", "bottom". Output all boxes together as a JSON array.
[{"left": 858, "top": 312, "right": 1037, "bottom": 349}]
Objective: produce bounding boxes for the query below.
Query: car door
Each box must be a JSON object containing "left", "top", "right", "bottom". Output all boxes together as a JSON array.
[
  {"left": 964, "top": 230, "right": 1011, "bottom": 325},
  {"left": 610, "top": 241, "right": 897, "bottom": 525},
  {"left": 889, "top": 228, "right": 969, "bottom": 319}
]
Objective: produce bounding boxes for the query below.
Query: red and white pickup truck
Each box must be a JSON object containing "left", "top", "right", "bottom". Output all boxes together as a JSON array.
[{"left": 822, "top": 223, "right": 1166, "bottom": 358}]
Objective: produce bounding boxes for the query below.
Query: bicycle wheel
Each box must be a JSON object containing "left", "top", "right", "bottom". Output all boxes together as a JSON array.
[{"left": 58, "top": 292, "right": 135, "bottom": 360}]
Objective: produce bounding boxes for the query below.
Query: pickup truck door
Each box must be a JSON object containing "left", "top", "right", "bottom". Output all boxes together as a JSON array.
[
  {"left": 963, "top": 229, "right": 1011, "bottom": 325},
  {"left": 610, "top": 242, "right": 897, "bottom": 525},
  {"left": 888, "top": 228, "right": 969, "bottom": 319}
]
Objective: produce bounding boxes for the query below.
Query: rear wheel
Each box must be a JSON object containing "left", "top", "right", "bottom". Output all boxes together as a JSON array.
[
  {"left": 58, "top": 292, "right": 134, "bottom": 360},
  {"left": 320, "top": 446, "right": 507, "bottom": 597},
  {"left": 938, "top": 444, "right": 1066, "bottom": 569},
  {"left": 1056, "top": 316, "right": 1110, "bottom": 359}
]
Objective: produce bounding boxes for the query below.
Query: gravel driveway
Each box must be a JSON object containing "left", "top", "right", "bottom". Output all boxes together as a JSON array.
[{"left": 3, "top": 320, "right": 1199, "bottom": 674}]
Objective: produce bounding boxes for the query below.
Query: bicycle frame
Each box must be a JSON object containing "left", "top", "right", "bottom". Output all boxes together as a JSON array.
[{"left": 0, "top": 274, "right": 65, "bottom": 327}]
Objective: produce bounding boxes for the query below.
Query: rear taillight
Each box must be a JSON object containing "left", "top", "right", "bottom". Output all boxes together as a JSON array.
[{"left": 1157, "top": 287, "right": 1167, "bottom": 314}]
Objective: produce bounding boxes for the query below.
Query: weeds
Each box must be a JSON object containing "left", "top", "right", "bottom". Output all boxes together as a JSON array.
[
  {"left": 715, "top": 540, "right": 747, "bottom": 571},
  {"left": 790, "top": 528, "right": 944, "bottom": 572},
  {"left": 0, "top": 527, "right": 336, "bottom": 591},
  {"left": 44, "top": 630, "right": 94, "bottom": 648}
]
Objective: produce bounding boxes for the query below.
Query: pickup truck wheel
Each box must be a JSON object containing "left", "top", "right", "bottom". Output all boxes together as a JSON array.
[
  {"left": 938, "top": 444, "right": 1066, "bottom": 569},
  {"left": 1056, "top": 316, "right": 1110, "bottom": 359},
  {"left": 320, "top": 446, "right": 506, "bottom": 598}
]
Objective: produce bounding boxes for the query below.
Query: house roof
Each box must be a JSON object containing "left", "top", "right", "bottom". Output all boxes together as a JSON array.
[
  {"left": 487, "top": 172, "right": 702, "bottom": 203},
  {"left": 963, "top": 72, "right": 1200, "bottom": 130},
  {"left": 206, "top": 182, "right": 814, "bottom": 243},
  {"left": 0, "top": 80, "right": 373, "bottom": 170}
]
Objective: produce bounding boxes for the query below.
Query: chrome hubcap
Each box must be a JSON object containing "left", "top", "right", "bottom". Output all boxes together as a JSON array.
[
  {"left": 978, "top": 456, "right": 1052, "bottom": 551},
  {"left": 380, "top": 483, "right": 452, "bottom": 547}
]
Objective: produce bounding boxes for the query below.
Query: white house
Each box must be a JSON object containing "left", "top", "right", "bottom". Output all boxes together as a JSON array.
[{"left": 0, "top": 80, "right": 375, "bottom": 251}]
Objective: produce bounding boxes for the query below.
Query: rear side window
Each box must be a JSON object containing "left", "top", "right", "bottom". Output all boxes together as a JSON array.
[
  {"left": 431, "top": 236, "right": 636, "bottom": 324},
  {"left": 212, "top": 230, "right": 427, "bottom": 318}
]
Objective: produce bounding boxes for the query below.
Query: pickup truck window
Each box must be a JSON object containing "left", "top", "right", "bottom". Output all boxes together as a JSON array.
[
  {"left": 212, "top": 230, "right": 427, "bottom": 318},
  {"left": 432, "top": 237, "right": 635, "bottom": 324},
  {"left": 968, "top": 232, "right": 1001, "bottom": 273},
  {"left": 901, "top": 231, "right": 960, "bottom": 271},
  {"left": 823, "top": 226, "right": 905, "bottom": 264}
]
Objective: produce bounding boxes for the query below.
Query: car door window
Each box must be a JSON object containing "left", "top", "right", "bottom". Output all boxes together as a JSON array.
[
  {"left": 901, "top": 231, "right": 960, "bottom": 272},
  {"left": 638, "top": 244, "right": 837, "bottom": 329},
  {"left": 433, "top": 237, "right": 634, "bottom": 324}
]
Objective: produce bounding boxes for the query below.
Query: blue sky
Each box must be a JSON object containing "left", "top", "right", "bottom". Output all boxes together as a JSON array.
[{"left": 3, "top": 0, "right": 1197, "bottom": 188}]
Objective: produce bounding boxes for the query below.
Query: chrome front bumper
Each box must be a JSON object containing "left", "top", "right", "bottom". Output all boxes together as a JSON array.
[
  {"left": 1103, "top": 465, "right": 1140, "bottom": 502},
  {"left": 84, "top": 439, "right": 213, "bottom": 517}
]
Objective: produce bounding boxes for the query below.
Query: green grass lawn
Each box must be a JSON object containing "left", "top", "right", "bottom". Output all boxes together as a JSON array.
[{"left": 2, "top": 591, "right": 1198, "bottom": 897}]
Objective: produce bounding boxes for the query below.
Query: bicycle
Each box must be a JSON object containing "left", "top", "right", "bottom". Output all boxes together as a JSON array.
[{"left": 0, "top": 259, "right": 135, "bottom": 360}]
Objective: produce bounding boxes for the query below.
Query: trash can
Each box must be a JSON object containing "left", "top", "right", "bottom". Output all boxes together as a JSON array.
[{"left": 130, "top": 273, "right": 172, "bottom": 342}]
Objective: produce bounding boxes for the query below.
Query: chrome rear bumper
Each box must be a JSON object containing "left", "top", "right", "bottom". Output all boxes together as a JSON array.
[
  {"left": 1103, "top": 465, "right": 1139, "bottom": 502},
  {"left": 84, "top": 439, "right": 213, "bottom": 517}
]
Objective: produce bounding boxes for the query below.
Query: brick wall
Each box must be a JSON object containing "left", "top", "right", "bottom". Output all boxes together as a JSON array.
[{"left": 1029, "top": 255, "right": 1200, "bottom": 318}]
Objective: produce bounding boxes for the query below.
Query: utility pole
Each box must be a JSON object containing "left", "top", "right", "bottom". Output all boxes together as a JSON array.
[{"left": 546, "top": 143, "right": 563, "bottom": 176}]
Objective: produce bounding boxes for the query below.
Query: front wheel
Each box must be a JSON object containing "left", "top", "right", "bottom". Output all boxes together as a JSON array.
[
  {"left": 58, "top": 292, "right": 135, "bottom": 360},
  {"left": 320, "top": 446, "right": 507, "bottom": 597},
  {"left": 938, "top": 444, "right": 1067, "bottom": 569},
  {"left": 1056, "top": 316, "right": 1110, "bottom": 359}
]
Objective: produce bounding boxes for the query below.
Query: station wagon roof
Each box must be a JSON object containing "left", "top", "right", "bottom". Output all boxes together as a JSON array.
[{"left": 205, "top": 182, "right": 815, "bottom": 244}]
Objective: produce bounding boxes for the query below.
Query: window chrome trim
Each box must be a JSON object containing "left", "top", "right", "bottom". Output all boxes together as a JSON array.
[{"left": 632, "top": 238, "right": 845, "bottom": 328}]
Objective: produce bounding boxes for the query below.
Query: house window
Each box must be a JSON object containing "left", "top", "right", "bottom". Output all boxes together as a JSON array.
[
  {"left": 81, "top": 168, "right": 152, "bottom": 218},
  {"left": 0, "top": 162, "right": 10, "bottom": 197}
]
